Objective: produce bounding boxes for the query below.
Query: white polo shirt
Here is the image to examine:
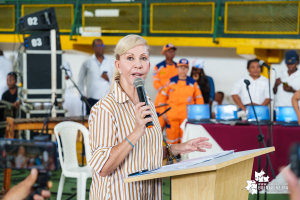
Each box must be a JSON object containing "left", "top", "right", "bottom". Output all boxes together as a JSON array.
[
  {"left": 78, "top": 55, "right": 114, "bottom": 100},
  {"left": 275, "top": 69, "right": 300, "bottom": 107},
  {"left": 231, "top": 75, "right": 271, "bottom": 105}
]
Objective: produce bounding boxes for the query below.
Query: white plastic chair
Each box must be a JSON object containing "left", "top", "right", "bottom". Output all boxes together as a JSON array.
[{"left": 54, "top": 121, "right": 92, "bottom": 200}]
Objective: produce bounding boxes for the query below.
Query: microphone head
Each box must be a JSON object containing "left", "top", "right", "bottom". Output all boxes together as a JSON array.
[
  {"left": 133, "top": 77, "right": 144, "bottom": 88},
  {"left": 259, "top": 60, "right": 265, "bottom": 66},
  {"left": 244, "top": 79, "right": 250, "bottom": 86}
]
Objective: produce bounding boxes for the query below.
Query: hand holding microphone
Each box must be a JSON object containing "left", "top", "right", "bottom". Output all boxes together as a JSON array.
[{"left": 133, "top": 78, "right": 154, "bottom": 130}]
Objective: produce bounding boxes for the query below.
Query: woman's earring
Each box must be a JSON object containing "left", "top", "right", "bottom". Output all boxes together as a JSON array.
[{"left": 119, "top": 71, "right": 121, "bottom": 74}]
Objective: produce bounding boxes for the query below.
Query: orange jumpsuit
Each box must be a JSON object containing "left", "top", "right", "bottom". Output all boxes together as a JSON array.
[
  {"left": 160, "top": 76, "right": 204, "bottom": 144},
  {"left": 153, "top": 60, "right": 178, "bottom": 128}
]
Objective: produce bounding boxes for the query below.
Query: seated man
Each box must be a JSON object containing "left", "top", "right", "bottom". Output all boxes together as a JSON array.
[
  {"left": 231, "top": 59, "right": 270, "bottom": 111},
  {"left": 211, "top": 91, "right": 229, "bottom": 119},
  {"left": 160, "top": 59, "right": 204, "bottom": 144},
  {"left": 2, "top": 72, "right": 20, "bottom": 116}
]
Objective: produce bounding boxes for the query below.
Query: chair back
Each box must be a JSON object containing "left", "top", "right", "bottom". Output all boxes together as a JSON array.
[{"left": 54, "top": 121, "right": 91, "bottom": 171}]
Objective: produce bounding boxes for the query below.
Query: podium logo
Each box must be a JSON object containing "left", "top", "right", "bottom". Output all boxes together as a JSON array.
[
  {"left": 245, "top": 170, "right": 269, "bottom": 194},
  {"left": 245, "top": 170, "right": 288, "bottom": 195}
]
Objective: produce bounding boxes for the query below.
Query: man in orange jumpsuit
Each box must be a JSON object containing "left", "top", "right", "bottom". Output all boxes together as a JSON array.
[
  {"left": 153, "top": 44, "right": 178, "bottom": 129},
  {"left": 160, "top": 59, "right": 204, "bottom": 144}
]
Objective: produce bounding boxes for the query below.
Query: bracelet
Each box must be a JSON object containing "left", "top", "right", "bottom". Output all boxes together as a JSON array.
[
  {"left": 167, "top": 144, "right": 174, "bottom": 159},
  {"left": 125, "top": 137, "right": 134, "bottom": 148},
  {"left": 165, "top": 145, "right": 170, "bottom": 158}
]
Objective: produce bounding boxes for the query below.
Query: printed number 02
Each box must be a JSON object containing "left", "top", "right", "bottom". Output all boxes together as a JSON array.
[
  {"left": 31, "top": 38, "right": 42, "bottom": 47},
  {"left": 27, "top": 17, "right": 38, "bottom": 26}
]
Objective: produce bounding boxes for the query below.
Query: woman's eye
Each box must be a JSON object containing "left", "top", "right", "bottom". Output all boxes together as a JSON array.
[
  {"left": 127, "top": 57, "right": 134, "bottom": 61},
  {"left": 141, "top": 57, "right": 148, "bottom": 61}
]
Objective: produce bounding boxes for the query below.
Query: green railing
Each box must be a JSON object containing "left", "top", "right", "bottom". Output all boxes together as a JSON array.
[{"left": 0, "top": 0, "right": 300, "bottom": 42}]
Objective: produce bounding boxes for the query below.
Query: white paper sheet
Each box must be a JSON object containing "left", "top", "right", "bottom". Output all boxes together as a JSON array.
[{"left": 139, "top": 150, "right": 234, "bottom": 176}]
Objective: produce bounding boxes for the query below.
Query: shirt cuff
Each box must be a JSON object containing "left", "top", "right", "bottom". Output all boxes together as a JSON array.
[{"left": 88, "top": 146, "right": 112, "bottom": 174}]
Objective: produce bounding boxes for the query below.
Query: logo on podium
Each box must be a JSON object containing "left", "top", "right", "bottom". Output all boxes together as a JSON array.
[{"left": 245, "top": 170, "right": 288, "bottom": 195}]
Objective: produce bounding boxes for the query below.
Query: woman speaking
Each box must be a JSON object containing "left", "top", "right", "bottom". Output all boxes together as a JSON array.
[{"left": 88, "top": 35, "right": 212, "bottom": 200}]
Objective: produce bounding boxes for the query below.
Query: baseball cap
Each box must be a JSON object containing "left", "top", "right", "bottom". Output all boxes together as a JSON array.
[
  {"left": 285, "top": 50, "right": 299, "bottom": 64},
  {"left": 177, "top": 58, "right": 189, "bottom": 67},
  {"left": 192, "top": 59, "right": 205, "bottom": 69},
  {"left": 161, "top": 43, "right": 177, "bottom": 54}
]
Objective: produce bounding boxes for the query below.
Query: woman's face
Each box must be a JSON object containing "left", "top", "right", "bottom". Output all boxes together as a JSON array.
[
  {"left": 248, "top": 61, "right": 261, "bottom": 78},
  {"left": 116, "top": 45, "right": 150, "bottom": 86},
  {"left": 191, "top": 67, "right": 202, "bottom": 80},
  {"left": 19, "top": 146, "right": 25, "bottom": 156}
]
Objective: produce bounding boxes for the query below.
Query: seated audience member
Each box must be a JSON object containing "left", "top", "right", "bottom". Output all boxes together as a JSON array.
[
  {"left": 231, "top": 59, "right": 270, "bottom": 111},
  {"left": 211, "top": 91, "right": 229, "bottom": 119},
  {"left": 273, "top": 50, "right": 300, "bottom": 107},
  {"left": 3, "top": 168, "right": 51, "bottom": 200},
  {"left": 160, "top": 59, "right": 204, "bottom": 144},
  {"left": 292, "top": 90, "right": 300, "bottom": 125},
  {"left": 190, "top": 59, "right": 215, "bottom": 105},
  {"left": 2, "top": 72, "right": 20, "bottom": 116},
  {"left": 15, "top": 146, "right": 27, "bottom": 168}
]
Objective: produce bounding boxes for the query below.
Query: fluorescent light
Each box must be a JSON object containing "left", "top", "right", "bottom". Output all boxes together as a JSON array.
[
  {"left": 84, "top": 10, "right": 94, "bottom": 17},
  {"left": 95, "top": 9, "right": 119, "bottom": 17}
]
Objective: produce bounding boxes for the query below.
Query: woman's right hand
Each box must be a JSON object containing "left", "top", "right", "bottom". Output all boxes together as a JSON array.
[{"left": 134, "top": 102, "right": 153, "bottom": 135}]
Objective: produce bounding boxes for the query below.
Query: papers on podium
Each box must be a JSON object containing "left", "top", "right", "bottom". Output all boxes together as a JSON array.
[{"left": 130, "top": 150, "right": 234, "bottom": 177}]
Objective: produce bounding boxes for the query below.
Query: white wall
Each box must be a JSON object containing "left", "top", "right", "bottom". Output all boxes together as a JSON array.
[{"left": 0, "top": 45, "right": 292, "bottom": 106}]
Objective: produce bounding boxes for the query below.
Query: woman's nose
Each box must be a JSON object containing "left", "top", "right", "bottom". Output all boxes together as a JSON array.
[{"left": 134, "top": 59, "right": 142, "bottom": 68}]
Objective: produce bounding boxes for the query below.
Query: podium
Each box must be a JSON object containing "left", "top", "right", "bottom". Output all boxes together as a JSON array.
[{"left": 124, "top": 147, "right": 275, "bottom": 200}]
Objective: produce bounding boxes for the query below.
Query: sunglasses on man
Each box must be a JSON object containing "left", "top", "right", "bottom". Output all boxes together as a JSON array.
[{"left": 95, "top": 44, "right": 105, "bottom": 47}]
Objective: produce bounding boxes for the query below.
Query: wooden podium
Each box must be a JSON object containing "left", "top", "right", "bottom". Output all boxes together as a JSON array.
[{"left": 124, "top": 147, "right": 275, "bottom": 200}]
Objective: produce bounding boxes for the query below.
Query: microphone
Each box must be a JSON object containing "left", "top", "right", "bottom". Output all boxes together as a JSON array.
[
  {"left": 244, "top": 79, "right": 250, "bottom": 90},
  {"left": 244, "top": 78, "right": 276, "bottom": 180},
  {"left": 133, "top": 78, "right": 154, "bottom": 128},
  {"left": 259, "top": 60, "right": 271, "bottom": 70}
]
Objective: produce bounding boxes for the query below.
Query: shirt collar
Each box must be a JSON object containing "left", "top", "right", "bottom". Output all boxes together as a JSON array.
[
  {"left": 113, "top": 78, "right": 151, "bottom": 104},
  {"left": 247, "top": 74, "right": 261, "bottom": 81},
  {"left": 92, "top": 54, "right": 105, "bottom": 63}
]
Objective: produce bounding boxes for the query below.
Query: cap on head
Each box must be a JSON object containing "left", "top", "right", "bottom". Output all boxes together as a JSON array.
[
  {"left": 285, "top": 50, "right": 299, "bottom": 64},
  {"left": 161, "top": 43, "right": 177, "bottom": 54},
  {"left": 192, "top": 59, "right": 205, "bottom": 69},
  {"left": 177, "top": 58, "right": 189, "bottom": 67}
]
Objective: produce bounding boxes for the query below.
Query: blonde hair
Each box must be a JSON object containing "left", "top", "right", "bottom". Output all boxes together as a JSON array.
[{"left": 110, "top": 34, "right": 149, "bottom": 91}]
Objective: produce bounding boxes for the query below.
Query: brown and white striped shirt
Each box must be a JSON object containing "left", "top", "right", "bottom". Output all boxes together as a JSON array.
[{"left": 88, "top": 79, "right": 163, "bottom": 200}]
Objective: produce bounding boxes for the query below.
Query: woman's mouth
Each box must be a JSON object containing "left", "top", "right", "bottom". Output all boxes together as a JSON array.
[{"left": 132, "top": 73, "right": 143, "bottom": 78}]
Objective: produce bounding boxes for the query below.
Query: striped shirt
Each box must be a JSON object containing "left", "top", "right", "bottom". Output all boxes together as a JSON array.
[{"left": 88, "top": 79, "right": 163, "bottom": 200}]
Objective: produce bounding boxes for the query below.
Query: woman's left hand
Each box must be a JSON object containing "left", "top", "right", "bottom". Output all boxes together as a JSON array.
[{"left": 174, "top": 137, "right": 212, "bottom": 155}]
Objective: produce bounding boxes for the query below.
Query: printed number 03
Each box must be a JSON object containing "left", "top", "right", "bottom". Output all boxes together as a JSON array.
[{"left": 31, "top": 38, "right": 42, "bottom": 47}]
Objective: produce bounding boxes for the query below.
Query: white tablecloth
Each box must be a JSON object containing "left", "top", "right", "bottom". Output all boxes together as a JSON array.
[{"left": 181, "top": 119, "right": 223, "bottom": 160}]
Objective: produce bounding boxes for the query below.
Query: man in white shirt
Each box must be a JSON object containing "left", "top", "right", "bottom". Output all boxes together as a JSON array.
[
  {"left": 78, "top": 39, "right": 114, "bottom": 115},
  {"left": 231, "top": 59, "right": 271, "bottom": 111},
  {"left": 0, "top": 50, "right": 13, "bottom": 97},
  {"left": 273, "top": 50, "right": 300, "bottom": 107}
]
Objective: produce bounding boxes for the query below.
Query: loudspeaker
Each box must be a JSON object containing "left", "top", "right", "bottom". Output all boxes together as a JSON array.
[
  {"left": 23, "top": 31, "right": 61, "bottom": 50},
  {"left": 19, "top": 7, "right": 58, "bottom": 32},
  {"left": 22, "top": 50, "right": 65, "bottom": 103}
]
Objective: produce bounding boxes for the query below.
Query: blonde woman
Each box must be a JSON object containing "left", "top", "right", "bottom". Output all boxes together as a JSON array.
[{"left": 88, "top": 34, "right": 212, "bottom": 200}]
